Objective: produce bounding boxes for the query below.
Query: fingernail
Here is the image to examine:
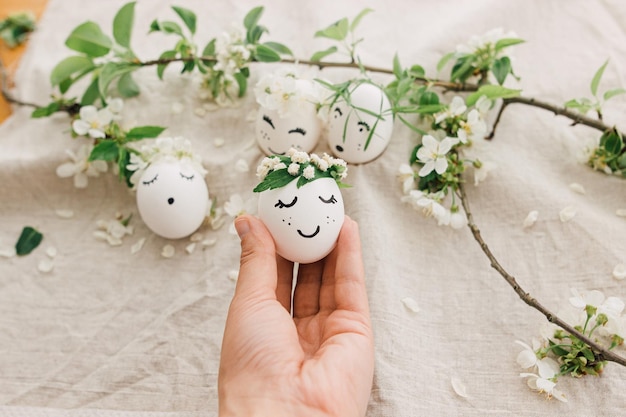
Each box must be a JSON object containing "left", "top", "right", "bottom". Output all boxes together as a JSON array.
[{"left": 234, "top": 217, "right": 250, "bottom": 239}]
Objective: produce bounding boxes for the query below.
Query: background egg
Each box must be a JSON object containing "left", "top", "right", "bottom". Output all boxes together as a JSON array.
[
  {"left": 136, "top": 161, "right": 209, "bottom": 239},
  {"left": 327, "top": 82, "right": 394, "bottom": 164},
  {"left": 258, "top": 177, "right": 344, "bottom": 264}
]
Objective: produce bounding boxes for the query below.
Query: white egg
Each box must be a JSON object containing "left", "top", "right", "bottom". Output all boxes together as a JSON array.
[
  {"left": 258, "top": 178, "right": 344, "bottom": 264},
  {"left": 136, "top": 161, "right": 209, "bottom": 239},
  {"left": 327, "top": 82, "right": 394, "bottom": 164},
  {"left": 255, "top": 80, "right": 322, "bottom": 156}
]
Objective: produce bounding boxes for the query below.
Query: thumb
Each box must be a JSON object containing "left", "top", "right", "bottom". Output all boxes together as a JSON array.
[{"left": 232, "top": 214, "right": 280, "bottom": 300}]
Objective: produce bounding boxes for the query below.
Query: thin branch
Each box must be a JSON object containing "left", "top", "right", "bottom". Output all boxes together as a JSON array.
[
  {"left": 457, "top": 181, "right": 626, "bottom": 367},
  {"left": 0, "top": 56, "right": 41, "bottom": 108}
]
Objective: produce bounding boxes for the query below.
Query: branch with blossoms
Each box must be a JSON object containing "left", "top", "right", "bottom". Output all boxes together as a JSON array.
[{"left": 2, "top": 3, "right": 626, "bottom": 401}]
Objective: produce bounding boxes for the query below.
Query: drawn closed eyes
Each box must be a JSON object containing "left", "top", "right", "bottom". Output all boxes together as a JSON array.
[
  {"left": 333, "top": 107, "right": 343, "bottom": 118},
  {"left": 318, "top": 194, "right": 337, "bottom": 204},
  {"left": 263, "top": 114, "right": 275, "bottom": 129},
  {"left": 142, "top": 174, "right": 158, "bottom": 185},
  {"left": 288, "top": 127, "right": 306, "bottom": 135},
  {"left": 180, "top": 172, "right": 195, "bottom": 181},
  {"left": 275, "top": 196, "right": 298, "bottom": 208}
]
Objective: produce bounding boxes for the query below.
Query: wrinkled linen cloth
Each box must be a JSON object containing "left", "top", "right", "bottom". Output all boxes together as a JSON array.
[{"left": 1, "top": 0, "right": 626, "bottom": 416}]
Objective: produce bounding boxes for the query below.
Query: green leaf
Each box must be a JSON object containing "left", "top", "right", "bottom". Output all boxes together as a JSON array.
[
  {"left": 466, "top": 85, "right": 521, "bottom": 106},
  {"left": 450, "top": 55, "right": 475, "bottom": 83},
  {"left": 263, "top": 41, "right": 293, "bottom": 56},
  {"left": 310, "top": 46, "right": 338, "bottom": 62},
  {"left": 254, "top": 44, "right": 281, "bottom": 62},
  {"left": 603, "top": 87, "right": 626, "bottom": 101},
  {"left": 125, "top": 126, "right": 166, "bottom": 141},
  {"left": 202, "top": 38, "right": 216, "bottom": 57},
  {"left": 172, "top": 6, "right": 196, "bottom": 34},
  {"left": 89, "top": 140, "right": 119, "bottom": 161},
  {"left": 65, "top": 21, "right": 112, "bottom": 57},
  {"left": 246, "top": 25, "right": 267, "bottom": 44},
  {"left": 409, "top": 65, "right": 425, "bottom": 78},
  {"left": 113, "top": 2, "right": 135, "bottom": 48},
  {"left": 117, "top": 72, "right": 140, "bottom": 97},
  {"left": 436, "top": 51, "right": 455, "bottom": 73},
  {"left": 494, "top": 38, "right": 525, "bottom": 52},
  {"left": 244, "top": 6, "right": 264, "bottom": 31},
  {"left": 617, "top": 152, "right": 626, "bottom": 169},
  {"left": 315, "top": 17, "right": 349, "bottom": 41},
  {"left": 31, "top": 102, "right": 60, "bottom": 118},
  {"left": 98, "top": 62, "right": 136, "bottom": 98},
  {"left": 233, "top": 71, "right": 248, "bottom": 97},
  {"left": 157, "top": 50, "right": 177, "bottom": 80},
  {"left": 50, "top": 56, "right": 95, "bottom": 86},
  {"left": 81, "top": 77, "right": 101, "bottom": 105},
  {"left": 117, "top": 147, "right": 134, "bottom": 187},
  {"left": 392, "top": 53, "right": 402, "bottom": 79},
  {"left": 15, "top": 226, "right": 43, "bottom": 256},
  {"left": 492, "top": 56, "right": 511, "bottom": 85},
  {"left": 349, "top": 8, "right": 373, "bottom": 32},
  {"left": 600, "top": 130, "right": 624, "bottom": 155},
  {"left": 581, "top": 348, "right": 596, "bottom": 362},
  {"left": 151, "top": 20, "right": 183, "bottom": 36},
  {"left": 419, "top": 91, "right": 440, "bottom": 106},
  {"left": 253, "top": 169, "right": 297, "bottom": 192},
  {"left": 591, "top": 59, "right": 609, "bottom": 97}
]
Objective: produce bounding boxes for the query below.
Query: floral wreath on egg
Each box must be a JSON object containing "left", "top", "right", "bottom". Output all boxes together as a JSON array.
[{"left": 3, "top": 3, "right": 626, "bottom": 401}]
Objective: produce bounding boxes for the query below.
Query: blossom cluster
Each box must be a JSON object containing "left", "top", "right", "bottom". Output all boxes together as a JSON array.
[
  {"left": 254, "top": 148, "right": 347, "bottom": 192},
  {"left": 516, "top": 289, "right": 626, "bottom": 402},
  {"left": 126, "top": 136, "right": 208, "bottom": 187},
  {"left": 253, "top": 67, "right": 324, "bottom": 118}
]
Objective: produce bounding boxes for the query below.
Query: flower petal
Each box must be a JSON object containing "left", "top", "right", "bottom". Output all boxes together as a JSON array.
[
  {"left": 56, "top": 163, "right": 76, "bottom": 178},
  {"left": 451, "top": 376, "right": 469, "bottom": 398},
  {"left": 401, "top": 297, "right": 420, "bottom": 313}
]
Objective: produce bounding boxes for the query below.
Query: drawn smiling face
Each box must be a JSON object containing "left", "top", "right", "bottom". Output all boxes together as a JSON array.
[
  {"left": 136, "top": 161, "right": 209, "bottom": 239},
  {"left": 258, "top": 178, "right": 345, "bottom": 264},
  {"left": 255, "top": 106, "right": 322, "bottom": 156},
  {"left": 327, "top": 82, "right": 394, "bottom": 164}
]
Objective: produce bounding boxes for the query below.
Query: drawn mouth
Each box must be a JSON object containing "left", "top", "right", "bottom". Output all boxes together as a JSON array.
[
  {"left": 268, "top": 147, "right": 286, "bottom": 155},
  {"left": 297, "top": 225, "right": 320, "bottom": 239}
]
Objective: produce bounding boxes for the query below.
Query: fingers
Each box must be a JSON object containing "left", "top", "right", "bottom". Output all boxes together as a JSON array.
[
  {"left": 332, "top": 216, "right": 369, "bottom": 315},
  {"left": 233, "top": 215, "right": 293, "bottom": 306}
]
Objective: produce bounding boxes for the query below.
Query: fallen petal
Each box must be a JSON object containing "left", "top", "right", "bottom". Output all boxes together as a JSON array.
[
  {"left": 559, "top": 206, "right": 576, "bottom": 222},
  {"left": 161, "top": 244, "right": 175, "bottom": 258},
  {"left": 55, "top": 209, "right": 75, "bottom": 218},
  {"left": 130, "top": 237, "right": 146, "bottom": 255},
  {"left": 235, "top": 159, "right": 250, "bottom": 173},
  {"left": 228, "top": 269, "right": 239, "bottom": 281},
  {"left": 185, "top": 243, "right": 196, "bottom": 254},
  {"left": 171, "top": 102, "right": 184, "bottom": 114},
  {"left": 401, "top": 297, "right": 420, "bottom": 313},
  {"left": 523, "top": 210, "right": 538, "bottom": 228},
  {"left": 201, "top": 238, "right": 217, "bottom": 247},
  {"left": 46, "top": 247, "right": 57, "bottom": 258},
  {"left": 213, "top": 138, "right": 225, "bottom": 147},
  {"left": 38, "top": 258, "right": 54, "bottom": 273},
  {"left": 0, "top": 246, "right": 16, "bottom": 258},
  {"left": 613, "top": 264, "right": 626, "bottom": 280},
  {"left": 569, "top": 183, "right": 586, "bottom": 194},
  {"left": 451, "top": 376, "right": 469, "bottom": 398}
]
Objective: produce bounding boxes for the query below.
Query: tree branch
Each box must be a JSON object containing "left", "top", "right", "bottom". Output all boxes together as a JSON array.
[{"left": 457, "top": 181, "right": 626, "bottom": 367}]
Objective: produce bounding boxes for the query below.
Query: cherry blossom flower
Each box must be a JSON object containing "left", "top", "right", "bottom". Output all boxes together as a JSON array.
[
  {"left": 457, "top": 109, "right": 487, "bottom": 144},
  {"left": 224, "top": 193, "right": 257, "bottom": 234},
  {"left": 456, "top": 28, "right": 518, "bottom": 57},
  {"left": 472, "top": 160, "right": 497, "bottom": 186},
  {"left": 56, "top": 143, "right": 108, "bottom": 188},
  {"left": 519, "top": 357, "right": 567, "bottom": 402},
  {"left": 416, "top": 135, "right": 454, "bottom": 177},
  {"left": 397, "top": 164, "right": 416, "bottom": 194},
  {"left": 435, "top": 96, "right": 466, "bottom": 124},
  {"left": 72, "top": 105, "right": 113, "bottom": 139}
]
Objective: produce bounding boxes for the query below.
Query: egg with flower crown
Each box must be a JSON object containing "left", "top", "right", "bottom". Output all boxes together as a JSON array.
[
  {"left": 130, "top": 137, "right": 209, "bottom": 240},
  {"left": 254, "top": 149, "right": 348, "bottom": 264},
  {"left": 254, "top": 70, "right": 323, "bottom": 156},
  {"left": 327, "top": 81, "right": 394, "bottom": 164}
]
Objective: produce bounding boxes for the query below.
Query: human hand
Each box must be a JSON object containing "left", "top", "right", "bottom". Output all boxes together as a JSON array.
[{"left": 218, "top": 214, "right": 374, "bottom": 417}]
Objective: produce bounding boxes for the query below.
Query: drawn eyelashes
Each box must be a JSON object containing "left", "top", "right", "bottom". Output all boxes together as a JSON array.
[
  {"left": 142, "top": 174, "right": 158, "bottom": 185},
  {"left": 333, "top": 107, "right": 343, "bottom": 117},
  {"left": 180, "top": 172, "right": 195, "bottom": 181},
  {"left": 288, "top": 127, "right": 306, "bottom": 135},
  {"left": 275, "top": 196, "right": 298, "bottom": 208},
  {"left": 357, "top": 121, "right": 370, "bottom": 132},
  {"left": 318, "top": 195, "right": 337, "bottom": 204},
  {"left": 263, "top": 114, "right": 275, "bottom": 129}
]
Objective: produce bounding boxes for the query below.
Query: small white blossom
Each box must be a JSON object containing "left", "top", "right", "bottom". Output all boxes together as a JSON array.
[
  {"left": 397, "top": 164, "right": 416, "bottom": 194},
  {"left": 456, "top": 28, "right": 519, "bottom": 57},
  {"left": 224, "top": 193, "right": 257, "bottom": 235},
  {"left": 288, "top": 162, "right": 300, "bottom": 176},
  {"left": 106, "top": 97, "right": 124, "bottom": 119},
  {"left": 457, "top": 109, "right": 487, "bottom": 144},
  {"left": 94, "top": 217, "right": 133, "bottom": 246},
  {"left": 475, "top": 95, "right": 492, "bottom": 117},
  {"left": 56, "top": 144, "right": 108, "bottom": 188},
  {"left": 302, "top": 165, "right": 315, "bottom": 180},
  {"left": 473, "top": 160, "right": 497, "bottom": 186},
  {"left": 72, "top": 105, "right": 113, "bottom": 139},
  {"left": 449, "top": 210, "right": 467, "bottom": 229},
  {"left": 416, "top": 135, "right": 454, "bottom": 177},
  {"left": 520, "top": 356, "right": 567, "bottom": 402},
  {"left": 235, "top": 158, "right": 250, "bottom": 173},
  {"left": 435, "top": 96, "right": 466, "bottom": 124}
]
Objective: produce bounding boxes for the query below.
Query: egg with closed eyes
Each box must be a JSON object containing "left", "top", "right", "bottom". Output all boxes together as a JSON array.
[
  {"left": 327, "top": 81, "right": 394, "bottom": 164},
  {"left": 136, "top": 160, "right": 209, "bottom": 239},
  {"left": 258, "top": 178, "right": 344, "bottom": 264}
]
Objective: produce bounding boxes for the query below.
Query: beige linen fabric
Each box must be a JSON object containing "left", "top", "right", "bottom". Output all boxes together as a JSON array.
[{"left": 1, "top": 0, "right": 626, "bottom": 416}]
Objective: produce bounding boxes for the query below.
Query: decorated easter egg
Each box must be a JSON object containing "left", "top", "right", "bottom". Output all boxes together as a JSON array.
[
  {"left": 136, "top": 161, "right": 209, "bottom": 239},
  {"left": 327, "top": 81, "right": 394, "bottom": 164},
  {"left": 258, "top": 178, "right": 344, "bottom": 264},
  {"left": 255, "top": 105, "right": 322, "bottom": 156},
  {"left": 254, "top": 150, "right": 348, "bottom": 264}
]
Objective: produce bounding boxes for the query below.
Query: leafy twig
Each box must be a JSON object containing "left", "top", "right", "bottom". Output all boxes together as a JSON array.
[{"left": 457, "top": 181, "right": 626, "bottom": 367}]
